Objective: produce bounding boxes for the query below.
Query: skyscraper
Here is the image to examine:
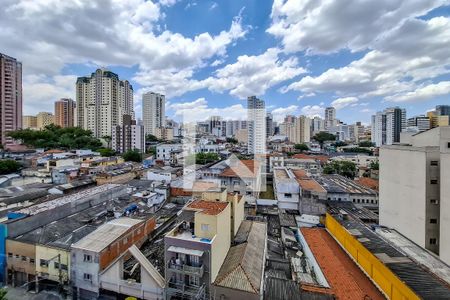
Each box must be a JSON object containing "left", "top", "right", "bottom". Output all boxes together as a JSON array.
[
  {"left": 0, "top": 53, "right": 22, "bottom": 145},
  {"left": 142, "top": 92, "right": 165, "bottom": 136},
  {"left": 55, "top": 98, "right": 76, "bottom": 128},
  {"left": 324, "top": 107, "right": 336, "bottom": 130},
  {"left": 293, "top": 115, "right": 311, "bottom": 143},
  {"left": 247, "top": 96, "right": 266, "bottom": 154},
  {"left": 266, "top": 112, "right": 274, "bottom": 137},
  {"left": 36, "top": 112, "right": 54, "bottom": 130},
  {"left": 371, "top": 107, "right": 406, "bottom": 147},
  {"left": 76, "top": 69, "right": 134, "bottom": 138},
  {"left": 111, "top": 115, "right": 145, "bottom": 154}
]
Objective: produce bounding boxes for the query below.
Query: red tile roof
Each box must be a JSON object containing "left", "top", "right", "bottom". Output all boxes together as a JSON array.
[
  {"left": 292, "top": 153, "right": 329, "bottom": 164},
  {"left": 187, "top": 199, "right": 229, "bottom": 215},
  {"left": 297, "top": 179, "right": 326, "bottom": 193},
  {"left": 301, "top": 228, "right": 385, "bottom": 300},
  {"left": 220, "top": 160, "right": 259, "bottom": 178},
  {"left": 355, "top": 177, "right": 379, "bottom": 191}
]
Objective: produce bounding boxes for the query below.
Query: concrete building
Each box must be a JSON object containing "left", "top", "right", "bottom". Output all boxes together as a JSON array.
[
  {"left": 311, "top": 116, "right": 325, "bottom": 136},
  {"left": 324, "top": 107, "right": 336, "bottom": 130},
  {"left": 112, "top": 115, "right": 145, "bottom": 154},
  {"left": 428, "top": 105, "right": 450, "bottom": 128},
  {"left": 266, "top": 112, "right": 274, "bottom": 138},
  {"left": 143, "top": 92, "right": 165, "bottom": 136},
  {"left": 36, "top": 112, "right": 54, "bottom": 129},
  {"left": 156, "top": 144, "right": 183, "bottom": 164},
  {"left": 155, "top": 127, "right": 174, "bottom": 141},
  {"left": 293, "top": 115, "right": 311, "bottom": 144},
  {"left": 247, "top": 96, "right": 266, "bottom": 155},
  {"left": 0, "top": 53, "right": 22, "bottom": 146},
  {"left": 407, "top": 115, "right": 430, "bottom": 132},
  {"left": 379, "top": 126, "right": 450, "bottom": 263},
  {"left": 54, "top": 98, "right": 76, "bottom": 128},
  {"left": 371, "top": 107, "right": 406, "bottom": 147},
  {"left": 71, "top": 217, "right": 156, "bottom": 299},
  {"left": 76, "top": 69, "right": 134, "bottom": 138},
  {"left": 22, "top": 115, "right": 37, "bottom": 130},
  {"left": 273, "top": 168, "right": 300, "bottom": 210}
]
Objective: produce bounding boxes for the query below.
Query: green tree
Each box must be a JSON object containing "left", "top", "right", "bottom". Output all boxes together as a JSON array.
[
  {"left": 294, "top": 143, "right": 309, "bottom": 152},
  {"left": 0, "top": 159, "right": 21, "bottom": 175},
  {"left": 195, "top": 152, "right": 220, "bottom": 164},
  {"left": 342, "top": 147, "right": 373, "bottom": 155},
  {"left": 333, "top": 141, "right": 347, "bottom": 147},
  {"left": 369, "top": 160, "right": 379, "bottom": 170},
  {"left": 102, "top": 135, "right": 112, "bottom": 148},
  {"left": 122, "top": 149, "right": 142, "bottom": 162},
  {"left": 98, "top": 148, "right": 116, "bottom": 157},
  {"left": 313, "top": 132, "right": 336, "bottom": 149},
  {"left": 359, "top": 141, "right": 374, "bottom": 147},
  {"left": 0, "top": 287, "right": 6, "bottom": 300},
  {"left": 323, "top": 161, "right": 357, "bottom": 179},
  {"left": 146, "top": 134, "right": 159, "bottom": 142},
  {"left": 226, "top": 137, "right": 238, "bottom": 144}
]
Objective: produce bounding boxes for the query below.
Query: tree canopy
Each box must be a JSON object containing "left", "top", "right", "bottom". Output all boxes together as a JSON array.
[
  {"left": 0, "top": 159, "right": 21, "bottom": 175},
  {"left": 294, "top": 143, "right": 309, "bottom": 152},
  {"left": 185, "top": 152, "right": 220, "bottom": 165},
  {"left": 226, "top": 137, "right": 238, "bottom": 144},
  {"left": 359, "top": 141, "right": 374, "bottom": 147},
  {"left": 146, "top": 134, "right": 159, "bottom": 142},
  {"left": 323, "top": 160, "right": 357, "bottom": 179},
  {"left": 313, "top": 132, "right": 336, "bottom": 147},
  {"left": 7, "top": 125, "right": 102, "bottom": 150},
  {"left": 122, "top": 149, "right": 142, "bottom": 162},
  {"left": 97, "top": 148, "right": 116, "bottom": 157},
  {"left": 342, "top": 147, "right": 373, "bottom": 155}
]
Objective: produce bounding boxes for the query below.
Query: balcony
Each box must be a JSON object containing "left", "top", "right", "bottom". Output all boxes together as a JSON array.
[
  {"left": 167, "top": 262, "right": 204, "bottom": 277},
  {"left": 167, "top": 281, "right": 206, "bottom": 298}
]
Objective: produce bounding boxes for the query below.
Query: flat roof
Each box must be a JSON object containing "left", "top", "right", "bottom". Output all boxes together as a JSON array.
[
  {"left": 318, "top": 174, "right": 377, "bottom": 195},
  {"left": 72, "top": 217, "right": 143, "bottom": 252},
  {"left": 301, "top": 227, "right": 385, "bottom": 300}
]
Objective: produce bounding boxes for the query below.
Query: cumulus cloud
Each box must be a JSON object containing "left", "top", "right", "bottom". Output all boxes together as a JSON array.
[
  {"left": 301, "top": 105, "right": 325, "bottom": 118},
  {"left": 331, "top": 97, "right": 359, "bottom": 110},
  {"left": 271, "top": 105, "right": 299, "bottom": 122},
  {"left": 267, "top": 0, "right": 447, "bottom": 54},
  {"left": 385, "top": 81, "right": 450, "bottom": 102}
]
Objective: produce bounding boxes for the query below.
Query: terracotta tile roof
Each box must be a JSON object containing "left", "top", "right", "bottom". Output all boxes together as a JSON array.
[
  {"left": 44, "top": 149, "right": 65, "bottom": 154},
  {"left": 187, "top": 199, "right": 228, "bottom": 215},
  {"left": 292, "top": 169, "right": 308, "bottom": 179},
  {"left": 354, "top": 177, "right": 379, "bottom": 191},
  {"left": 220, "top": 160, "right": 259, "bottom": 178},
  {"left": 292, "top": 153, "right": 329, "bottom": 164},
  {"left": 297, "top": 179, "right": 326, "bottom": 193},
  {"left": 192, "top": 181, "right": 220, "bottom": 192},
  {"left": 301, "top": 228, "right": 385, "bottom": 300}
]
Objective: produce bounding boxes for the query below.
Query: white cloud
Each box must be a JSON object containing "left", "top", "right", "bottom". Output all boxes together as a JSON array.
[
  {"left": 209, "top": 2, "right": 218, "bottom": 10},
  {"left": 301, "top": 105, "right": 325, "bottom": 118},
  {"left": 267, "top": 0, "right": 447, "bottom": 54},
  {"left": 285, "top": 16, "right": 450, "bottom": 102},
  {"left": 385, "top": 81, "right": 450, "bottom": 102},
  {"left": 271, "top": 105, "right": 299, "bottom": 122},
  {"left": 331, "top": 97, "right": 359, "bottom": 110}
]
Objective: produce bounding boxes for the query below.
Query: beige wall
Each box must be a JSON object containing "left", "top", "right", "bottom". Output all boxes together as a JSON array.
[
  {"left": 439, "top": 129, "right": 450, "bottom": 264},
  {"left": 6, "top": 240, "right": 36, "bottom": 279},
  {"left": 35, "top": 245, "right": 71, "bottom": 283}
]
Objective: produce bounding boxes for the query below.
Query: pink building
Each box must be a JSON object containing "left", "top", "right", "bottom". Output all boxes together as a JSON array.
[{"left": 0, "top": 53, "right": 22, "bottom": 146}]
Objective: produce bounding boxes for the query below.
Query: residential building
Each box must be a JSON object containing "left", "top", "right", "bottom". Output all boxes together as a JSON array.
[
  {"left": 379, "top": 126, "right": 450, "bottom": 263},
  {"left": 311, "top": 116, "right": 325, "bottom": 136},
  {"left": 273, "top": 167, "right": 300, "bottom": 210},
  {"left": 156, "top": 144, "right": 183, "bottom": 164},
  {"left": 143, "top": 92, "right": 165, "bottom": 136},
  {"left": 36, "top": 112, "right": 54, "bottom": 129},
  {"left": 0, "top": 53, "right": 22, "bottom": 145},
  {"left": 407, "top": 115, "right": 430, "bottom": 132},
  {"left": 266, "top": 112, "right": 274, "bottom": 137},
  {"left": 235, "top": 129, "right": 248, "bottom": 144},
  {"left": 22, "top": 115, "right": 37, "bottom": 130},
  {"left": 112, "top": 114, "right": 145, "bottom": 154},
  {"left": 329, "top": 124, "right": 352, "bottom": 141},
  {"left": 54, "top": 98, "right": 76, "bottom": 128},
  {"left": 155, "top": 127, "right": 174, "bottom": 141},
  {"left": 247, "top": 96, "right": 266, "bottom": 154},
  {"left": 371, "top": 107, "right": 406, "bottom": 146},
  {"left": 436, "top": 105, "right": 450, "bottom": 116},
  {"left": 71, "top": 217, "right": 156, "bottom": 299},
  {"left": 428, "top": 105, "right": 450, "bottom": 128},
  {"left": 293, "top": 115, "right": 310, "bottom": 143},
  {"left": 76, "top": 69, "right": 134, "bottom": 138},
  {"left": 324, "top": 107, "right": 336, "bottom": 130},
  {"left": 208, "top": 116, "right": 223, "bottom": 137}
]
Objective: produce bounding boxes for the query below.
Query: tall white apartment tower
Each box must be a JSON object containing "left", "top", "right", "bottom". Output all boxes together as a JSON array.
[
  {"left": 142, "top": 92, "right": 165, "bottom": 136},
  {"left": 324, "top": 107, "right": 336, "bottom": 130},
  {"left": 76, "top": 69, "right": 134, "bottom": 138},
  {"left": 371, "top": 107, "right": 406, "bottom": 147},
  {"left": 247, "top": 96, "right": 266, "bottom": 154}
]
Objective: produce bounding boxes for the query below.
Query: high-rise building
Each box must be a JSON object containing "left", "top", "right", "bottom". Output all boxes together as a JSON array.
[
  {"left": 324, "top": 107, "right": 336, "bottom": 130},
  {"left": 76, "top": 69, "right": 134, "bottom": 138},
  {"left": 371, "top": 107, "right": 406, "bottom": 147},
  {"left": 111, "top": 115, "right": 145, "bottom": 154},
  {"left": 208, "top": 116, "right": 223, "bottom": 137},
  {"left": 428, "top": 106, "right": 450, "bottom": 128},
  {"left": 55, "top": 98, "right": 76, "bottom": 128},
  {"left": 266, "top": 112, "right": 274, "bottom": 137},
  {"left": 36, "top": 112, "right": 54, "bottom": 130},
  {"left": 311, "top": 116, "right": 325, "bottom": 136},
  {"left": 293, "top": 115, "right": 311, "bottom": 143},
  {"left": 22, "top": 115, "right": 37, "bottom": 130},
  {"left": 379, "top": 126, "right": 450, "bottom": 264},
  {"left": 407, "top": 116, "right": 430, "bottom": 132},
  {"left": 142, "top": 92, "right": 165, "bottom": 136},
  {"left": 0, "top": 53, "right": 22, "bottom": 145},
  {"left": 247, "top": 96, "right": 266, "bottom": 154},
  {"left": 436, "top": 105, "right": 450, "bottom": 116}
]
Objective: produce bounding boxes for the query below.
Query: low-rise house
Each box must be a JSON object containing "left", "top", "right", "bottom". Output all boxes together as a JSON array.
[
  {"left": 156, "top": 144, "right": 183, "bottom": 165},
  {"left": 273, "top": 167, "right": 300, "bottom": 210}
]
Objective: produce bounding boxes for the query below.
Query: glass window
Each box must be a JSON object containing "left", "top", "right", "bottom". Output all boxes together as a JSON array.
[{"left": 83, "top": 254, "right": 92, "bottom": 262}]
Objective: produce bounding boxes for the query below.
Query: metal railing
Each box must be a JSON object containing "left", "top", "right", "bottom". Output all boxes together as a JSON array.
[{"left": 167, "top": 262, "right": 204, "bottom": 277}]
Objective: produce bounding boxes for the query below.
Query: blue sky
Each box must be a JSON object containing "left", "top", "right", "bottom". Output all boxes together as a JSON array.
[{"left": 1, "top": 0, "right": 449, "bottom": 124}]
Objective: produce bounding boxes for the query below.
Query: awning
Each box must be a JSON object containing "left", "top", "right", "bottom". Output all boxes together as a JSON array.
[{"left": 168, "top": 246, "right": 204, "bottom": 257}]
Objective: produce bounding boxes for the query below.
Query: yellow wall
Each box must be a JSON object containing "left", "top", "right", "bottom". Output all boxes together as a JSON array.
[
  {"left": 325, "top": 213, "right": 420, "bottom": 300},
  {"left": 195, "top": 190, "right": 227, "bottom": 202},
  {"left": 35, "top": 245, "right": 71, "bottom": 283},
  {"left": 227, "top": 194, "right": 245, "bottom": 237}
]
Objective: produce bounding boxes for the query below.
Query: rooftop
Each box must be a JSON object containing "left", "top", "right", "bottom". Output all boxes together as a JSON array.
[
  {"left": 72, "top": 217, "right": 143, "bottom": 252},
  {"left": 354, "top": 177, "right": 379, "bottom": 191},
  {"left": 219, "top": 159, "right": 260, "bottom": 178},
  {"left": 187, "top": 199, "right": 229, "bottom": 215},
  {"left": 301, "top": 227, "right": 385, "bottom": 300},
  {"left": 317, "top": 174, "right": 377, "bottom": 195}
]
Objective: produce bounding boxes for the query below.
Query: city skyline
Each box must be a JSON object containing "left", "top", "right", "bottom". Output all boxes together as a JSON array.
[{"left": 1, "top": 1, "right": 449, "bottom": 124}]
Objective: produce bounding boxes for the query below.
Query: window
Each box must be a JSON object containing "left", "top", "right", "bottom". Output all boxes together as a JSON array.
[
  {"left": 55, "top": 263, "right": 68, "bottom": 271},
  {"left": 201, "top": 224, "right": 210, "bottom": 231},
  {"left": 7, "top": 253, "right": 12, "bottom": 258},
  {"left": 430, "top": 238, "right": 437, "bottom": 245},
  {"left": 430, "top": 199, "right": 439, "bottom": 205},
  {"left": 83, "top": 273, "right": 92, "bottom": 281},
  {"left": 83, "top": 254, "right": 92, "bottom": 262},
  {"left": 284, "top": 193, "right": 292, "bottom": 198},
  {"left": 430, "top": 218, "right": 438, "bottom": 224},
  {"left": 40, "top": 259, "right": 48, "bottom": 267},
  {"left": 22, "top": 256, "right": 27, "bottom": 262},
  {"left": 430, "top": 179, "right": 438, "bottom": 184},
  {"left": 430, "top": 161, "right": 439, "bottom": 166},
  {"left": 448, "top": 142, "right": 450, "bottom": 148},
  {"left": 30, "top": 258, "right": 35, "bottom": 264},
  {"left": 15, "top": 254, "right": 19, "bottom": 259}
]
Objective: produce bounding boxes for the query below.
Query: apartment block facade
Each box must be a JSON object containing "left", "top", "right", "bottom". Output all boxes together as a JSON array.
[
  {"left": 112, "top": 115, "right": 145, "bottom": 154},
  {"left": 55, "top": 98, "right": 76, "bottom": 128},
  {"left": 247, "top": 96, "right": 266, "bottom": 155},
  {"left": 0, "top": 53, "right": 22, "bottom": 145},
  {"left": 143, "top": 92, "right": 165, "bottom": 136}
]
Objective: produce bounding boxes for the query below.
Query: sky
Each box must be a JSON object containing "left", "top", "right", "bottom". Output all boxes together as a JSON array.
[{"left": 1, "top": 0, "right": 450, "bottom": 125}]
